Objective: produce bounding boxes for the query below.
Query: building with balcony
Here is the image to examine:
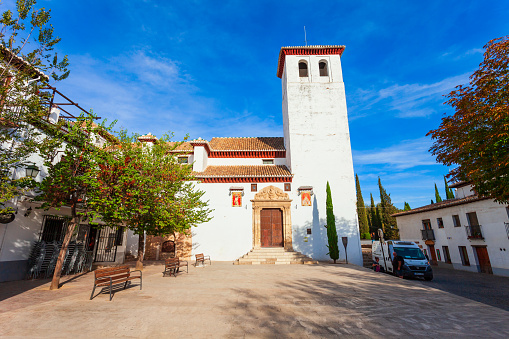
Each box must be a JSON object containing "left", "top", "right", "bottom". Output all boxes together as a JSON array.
[{"left": 393, "top": 182, "right": 509, "bottom": 277}]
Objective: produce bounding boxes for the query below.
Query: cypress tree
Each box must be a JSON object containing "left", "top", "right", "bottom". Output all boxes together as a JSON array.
[
  {"left": 435, "top": 183, "right": 443, "bottom": 203},
  {"left": 378, "top": 178, "right": 400, "bottom": 240},
  {"left": 404, "top": 202, "right": 411, "bottom": 211},
  {"left": 325, "top": 181, "right": 339, "bottom": 263},
  {"left": 431, "top": 199, "right": 434, "bottom": 204},
  {"left": 444, "top": 175, "right": 455, "bottom": 199},
  {"left": 355, "top": 174, "right": 369, "bottom": 239},
  {"left": 369, "top": 193, "right": 377, "bottom": 235}
]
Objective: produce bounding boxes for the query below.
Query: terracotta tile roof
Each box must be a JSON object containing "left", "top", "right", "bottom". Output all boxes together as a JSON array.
[
  {"left": 392, "top": 195, "right": 491, "bottom": 217},
  {"left": 277, "top": 45, "right": 346, "bottom": 78},
  {"left": 449, "top": 181, "right": 470, "bottom": 189},
  {"left": 194, "top": 165, "right": 292, "bottom": 178},
  {"left": 167, "top": 141, "right": 194, "bottom": 151},
  {"left": 208, "top": 137, "right": 285, "bottom": 151}
]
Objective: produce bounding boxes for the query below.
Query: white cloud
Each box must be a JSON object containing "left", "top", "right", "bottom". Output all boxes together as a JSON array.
[
  {"left": 353, "top": 137, "right": 437, "bottom": 170},
  {"left": 348, "top": 73, "right": 470, "bottom": 119},
  {"left": 55, "top": 52, "right": 282, "bottom": 140}
]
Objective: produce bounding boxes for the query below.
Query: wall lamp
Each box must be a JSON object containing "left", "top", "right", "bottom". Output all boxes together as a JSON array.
[{"left": 25, "top": 164, "right": 40, "bottom": 179}]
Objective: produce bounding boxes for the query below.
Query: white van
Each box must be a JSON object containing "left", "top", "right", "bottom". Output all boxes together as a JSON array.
[{"left": 372, "top": 240, "right": 433, "bottom": 280}]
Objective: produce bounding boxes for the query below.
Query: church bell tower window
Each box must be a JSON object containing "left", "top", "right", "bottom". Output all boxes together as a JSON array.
[
  {"left": 298, "top": 61, "right": 308, "bottom": 77},
  {"left": 319, "top": 60, "right": 328, "bottom": 76}
]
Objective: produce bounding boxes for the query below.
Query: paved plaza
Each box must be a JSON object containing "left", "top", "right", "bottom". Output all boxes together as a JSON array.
[{"left": 1, "top": 262, "right": 509, "bottom": 338}]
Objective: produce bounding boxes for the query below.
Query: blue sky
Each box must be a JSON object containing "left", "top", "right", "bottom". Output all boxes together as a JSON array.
[{"left": 5, "top": 0, "right": 508, "bottom": 208}]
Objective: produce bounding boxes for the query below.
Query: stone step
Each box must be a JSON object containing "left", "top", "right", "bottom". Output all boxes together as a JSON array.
[{"left": 233, "top": 248, "right": 317, "bottom": 265}]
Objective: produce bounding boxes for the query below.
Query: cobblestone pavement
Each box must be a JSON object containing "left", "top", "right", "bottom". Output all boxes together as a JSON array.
[
  {"left": 1, "top": 262, "right": 509, "bottom": 338},
  {"left": 417, "top": 265, "right": 509, "bottom": 311}
]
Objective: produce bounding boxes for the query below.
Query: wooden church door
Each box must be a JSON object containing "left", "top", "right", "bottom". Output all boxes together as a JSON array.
[{"left": 260, "top": 209, "right": 283, "bottom": 247}]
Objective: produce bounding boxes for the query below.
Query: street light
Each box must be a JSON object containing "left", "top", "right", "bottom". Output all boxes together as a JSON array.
[{"left": 25, "top": 164, "right": 40, "bottom": 179}]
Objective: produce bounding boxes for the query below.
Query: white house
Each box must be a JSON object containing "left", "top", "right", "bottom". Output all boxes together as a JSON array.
[
  {"left": 128, "top": 45, "right": 363, "bottom": 266},
  {"left": 0, "top": 47, "right": 126, "bottom": 282},
  {"left": 393, "top": 181, "right": 509, "bottom": 277}
]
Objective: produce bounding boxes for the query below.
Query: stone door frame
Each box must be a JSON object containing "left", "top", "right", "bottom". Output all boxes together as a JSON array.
[{"left": 251, "top": 186, "right": 293, "bottom": 251}]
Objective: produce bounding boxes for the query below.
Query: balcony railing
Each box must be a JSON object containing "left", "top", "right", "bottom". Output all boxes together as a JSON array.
[
  {"left": 465, "top": 225, "right": 484, "bottom": 240},
  {"left": 505, "top": 222, "right": 509, "bottom": 239},
  {"left": 421, "top": 229, "right": 435, "bottom": 241}
]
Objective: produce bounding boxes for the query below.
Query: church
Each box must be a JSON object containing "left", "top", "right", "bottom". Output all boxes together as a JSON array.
[{"left": 129, "top": 45, "right": 363, "bottom": 266}]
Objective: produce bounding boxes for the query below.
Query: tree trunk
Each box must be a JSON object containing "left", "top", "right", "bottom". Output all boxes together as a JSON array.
[
  {"left": 333, "top": 259, "right": 337, "bottom": 264},
  {"left": 49, "top": 202, "right": 77, "bottom": 290},
  {"left": 136, "top": 232, "right": 145, "bottom": 271}
]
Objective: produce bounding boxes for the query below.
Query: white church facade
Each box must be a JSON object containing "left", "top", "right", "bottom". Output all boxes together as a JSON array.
[{"left": 128, "top": 45, "right": 363, "bottom": 266}]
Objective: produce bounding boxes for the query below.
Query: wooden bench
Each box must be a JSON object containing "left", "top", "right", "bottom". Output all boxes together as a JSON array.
[
  {"left": 195, "top": 253, "right": 211, "bottom": 266},
  {"left": 90, "top": 265, "right": 142, "bottom": 301},
  {"left": 163, "top": 257, "right": 188, "bottom": 277}
]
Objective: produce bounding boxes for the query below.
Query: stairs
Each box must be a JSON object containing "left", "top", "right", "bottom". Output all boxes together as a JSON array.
[
  {"left": 233, "top": 247, "right": 317, "bottom": 265},
  {"left": 362, "top": 244, "right": 373, "bottom": 268}
]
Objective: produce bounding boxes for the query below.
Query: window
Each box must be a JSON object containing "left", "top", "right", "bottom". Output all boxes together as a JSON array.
[
  {"left": 307, "top": 228, "right": 312, "bottom": 235},
  {"left": 466, "top": 212, "right": 479, "bottom": 226},
  {"left": 284, "top": 183, "right": 291, "bottom": 191},
  {"left": 422, "top": 219, "right": 432, "bottom": 230},
  {"left": 262, "top": 159, "right": 274, "bottom": 164},
  {"left": 437, "top": 218, "right": 444, "bottom": 228},
  {"left": 459, "top": 246, "right": 470, "bottom": 266},
  {"left": 114, "top": 227, "right": 125, "bottom": 246},
  {"left": 452, "top": 215, "right": 461, "bottom": 227},
  {"left": 319, "top": 60, "right": 328, "bottom": 76},
  {"left": 177, "top": 156, "right": 188, "bottom": 164},
  {"left": 298, "top": 61, "right": 308, "bottom": 77},
  {"left": 442, "top": 246, "right": 451, "bottom": 263},
  {"left": 251, "top": 184, "right": 257, "bottom": 192},
  {"left": 40, "top": 216, "right": 67, "bottom": 242}
]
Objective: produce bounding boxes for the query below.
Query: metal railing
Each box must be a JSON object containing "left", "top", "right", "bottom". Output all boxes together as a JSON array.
[
  {"left": 465, "top": 225, "right": 484, "bottom": 240},
  {"left": 505, "top": 222, "right": 509, "bottom": 239},
  {"left": 421, "top": 229, "right": 435, "bottom": 240}
]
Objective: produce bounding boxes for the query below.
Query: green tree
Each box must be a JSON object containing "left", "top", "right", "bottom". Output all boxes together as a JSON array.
[
  {"left": 325, "top": 181, "right": 339, "bottom": 263},
  {"left": 355, "top": 174, "right": 369, "bottom": 239},
  {"left": 378, "top": 178, "right": 400, "bottom": 240},
  {"left": 87, "top": 130, "right": 213, "bottom": 270},
  {"left": 434, "top": 183, "right": 443, "bottom": 203},
  {"left": 444, "top": 175, "right": 455, "bottom": 199},
  {"left": 404, "top": 202, "right": 411, "bottom": 211},
  {"left": 369, "top": 193, "right": 382, "bottom": 236},
  {"left": 37, "top": 113, "right": 108, "bottom": 290},
  {"left": 0, "top": 0, "right": 69, "bottom": 213},
  {"left": 428, "top": 36, "right": 509, "bottom": 203}
]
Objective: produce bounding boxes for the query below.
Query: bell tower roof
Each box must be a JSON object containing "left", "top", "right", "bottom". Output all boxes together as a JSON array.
[{"left": 277, "top": 45, "right": 345, "bottom": 78}]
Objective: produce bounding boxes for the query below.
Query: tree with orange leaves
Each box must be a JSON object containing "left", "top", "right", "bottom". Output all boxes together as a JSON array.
[{"left": 428, "top": 36, "right": 509, "bottom": 203}]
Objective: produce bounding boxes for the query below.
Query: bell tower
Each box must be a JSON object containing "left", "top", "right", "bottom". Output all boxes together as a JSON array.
[{"left": 278, "top": 45, "right": 362, "bottom": 265}]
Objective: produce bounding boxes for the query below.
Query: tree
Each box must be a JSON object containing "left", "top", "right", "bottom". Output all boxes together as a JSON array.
[
  {"left": 37, "top": 113, "right": 108, "bottom": 290},
  {"left": 0, "top": 0, "right": 69, "bottom": 213},
  {"left": 87, "top": 130, "right": 212, "bottom": 270},
  {"left": 378, "top": 178, "right": 400, "bottom": 240},
  {"left": 369, "top": 193, "right": 382, "bottom": 236},
  {"left": 325, "top": 181, "right": 339, "bottom": 263},
  {"left": 404, "top": 202, "right": 411, "bottom": 211},
  {"left": 428, "top": 36, "right": 509, "bottom": 204},
  {"left": 444, "top": 175, "right": 455, "bottom": 199},
  {"left": 355, "top": 174, "right": 369, "bottom": 239},
  {"left": 434, "top": 183, "right": 443, "bottom": 203}
]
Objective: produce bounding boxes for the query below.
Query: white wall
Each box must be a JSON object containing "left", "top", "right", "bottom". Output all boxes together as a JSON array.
[{"left": 397, "top": 199, "right": 509, "bottom": 276}]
